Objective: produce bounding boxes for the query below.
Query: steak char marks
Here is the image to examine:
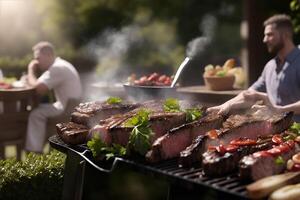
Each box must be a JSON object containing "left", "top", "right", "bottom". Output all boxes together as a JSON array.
[
  {"left": 178, "top": 108, "right": 293, "bottom": 167},
  {"left": 71, "top": 101, "right": 140, "bottom": 128},
  {"left": 146, "top": 111, "right": 224, "bottom": 163},
  {"left": 239, "top": 141, "right": 300, "bottom": 181},
  {"left": 56, "top": 122, "right": 90, "bottom": 145},
  {"left": 202, "top": 138, "right": 273, "bottom": 176},
  {"left": 89, "top": 100, "right": 200, "bottom": 146}
]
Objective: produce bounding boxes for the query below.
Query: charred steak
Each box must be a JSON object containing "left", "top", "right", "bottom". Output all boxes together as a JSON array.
[
  {"left": 71, "top": 101, "right": 140, "bottom": 128},
  {"left": 56, "top": 122, "right": 90, "bottom": 145},
  {"left": 146, "top": 111, "right": 224, "bottom": 163},
  {"left": 239, "top": 140, "right": 300, "bottom": 181}
]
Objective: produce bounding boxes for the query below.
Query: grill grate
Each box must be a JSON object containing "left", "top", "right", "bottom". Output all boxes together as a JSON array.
[{"left": 50, "top": 135, "right": 250, "bottom": 199}]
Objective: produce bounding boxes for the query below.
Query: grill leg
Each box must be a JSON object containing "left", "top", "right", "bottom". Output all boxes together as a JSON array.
[{"left": 62, "top": 150, "right": 86, "bottom": 200}]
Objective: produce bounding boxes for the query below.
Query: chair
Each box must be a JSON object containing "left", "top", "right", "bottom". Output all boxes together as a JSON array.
[
  {"left": 0, "top": 88, "right": 38, "bottom": 160},
  {"left": 45, "top": 98, "right": 81, "bottom": 142}
]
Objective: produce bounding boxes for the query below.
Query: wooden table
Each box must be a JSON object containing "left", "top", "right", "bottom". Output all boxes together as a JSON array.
[
  {"left": 176, "top": 85, "right": 244, "bottom": 107},
  {"left": 0, "top": 87, "right": 38, "bottom": 159}
]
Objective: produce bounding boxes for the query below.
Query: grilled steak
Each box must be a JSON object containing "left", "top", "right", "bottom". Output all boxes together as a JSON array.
[
  {"left": 71, "top": 101, "right": 140, "bottom": 128},
  {"left": 179, "top": 135, "right": 208, "bottom": 167},
  {"left": 239, "top": 141, "right": 300, "bottom": 181},
  {"left": 202, "top": 139, "right": 273, "bottom": 177},
  {"left": 208, "top": 110, "right": 293, "bottom": 147},
  {"left": 146, "top": 111, "right": 224, "bottom": 163},
  {"left": 56, "top": 122, "right": 89, "bottom": 145},
  {"left": 88, "top": 100, "right": 203, "bottom": 146},
  {"left": 178, "top": 109, "right": 293, "bottom": 167}
]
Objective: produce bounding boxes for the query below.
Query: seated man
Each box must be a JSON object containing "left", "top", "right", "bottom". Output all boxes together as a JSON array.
[
  {"left": 25, "top": 41, "right": 82, "bottom": 153},
  {"left": 208, "top": 14, "right": 300, "bottom": 122}
]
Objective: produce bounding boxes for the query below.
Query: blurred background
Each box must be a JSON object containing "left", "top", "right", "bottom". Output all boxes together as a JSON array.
[{"left": 0, "top": 0, "right": 299, "bottom": 97}]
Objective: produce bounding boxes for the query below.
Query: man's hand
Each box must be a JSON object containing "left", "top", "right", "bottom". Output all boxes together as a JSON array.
[
  {"left": 28, "top": 60, "right": 39, "bottom": 72},
  {"left": 207, "top": 102, "right": 231, "bottom": 115}
]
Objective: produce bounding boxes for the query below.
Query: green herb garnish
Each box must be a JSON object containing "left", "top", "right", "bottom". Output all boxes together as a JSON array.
[
  {"left": 275, "top": 156, "right": 285, "bottom": 165},
  {"left": 87, "top": 135, "right": 126, "bottom": 160},
  {"left": 163, "top": 98, "right": 181, "bottom": 112},
  {"left": 289, "top": 122, "right": 300, "bottom": 135},
  {"left": 106, "top": 97, "right": 122, "bottom": 104},
  {"left": 125, "top": 109, "right": 153, "bottom": 155},
  {"left": 185, "top": 108, "right": 203, "bottom": 122}
]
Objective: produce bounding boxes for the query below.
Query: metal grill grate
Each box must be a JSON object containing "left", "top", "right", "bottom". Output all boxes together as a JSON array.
[{"left": 49, "top": 135, "right": 250, "bottom": 200}]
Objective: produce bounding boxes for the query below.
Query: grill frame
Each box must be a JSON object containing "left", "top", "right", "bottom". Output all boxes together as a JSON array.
[{"left": 50, "top": 135, "right": 250, "bottom": 200}]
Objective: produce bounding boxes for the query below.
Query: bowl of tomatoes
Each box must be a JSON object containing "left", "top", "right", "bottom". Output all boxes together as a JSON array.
[{"left": 124, "top": 73, "right": 177, "bottom": 101}]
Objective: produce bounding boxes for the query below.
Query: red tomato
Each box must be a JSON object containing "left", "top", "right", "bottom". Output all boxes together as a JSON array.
[
  {"left": 164, "top": 80, "right": 171, "bottom": 86},
  {"left": 230, "top": 138, "right": 256, "bottom": 146},
  {"left": 140, "top": 76, "right": 148, "bottom": 82},
  {"left": 225, "top": 144, "right": 239, "bottom": 153},
  {"left": 272, "top": 134, "right": 283, "bottom": 145},
  {"left": 158, "top": 75, "right": 167, "bottom": 82},
  {"left": 286, "top": 140, "right": 295, "bottom": 148},
  {"left": 253, "top": 151, "right": 271, "bottom": 158},
  {"left": 277, "top": 143, "right": 291, "bottom": 153},
  {"left": 267, "top": 147, "right": 282, "bottom": 156},
  {"left": 207, "top": 129, "right": 218, "bottom": 139},
  {"left": 147, "top": 73, "right": 159, "bottom": 81}
]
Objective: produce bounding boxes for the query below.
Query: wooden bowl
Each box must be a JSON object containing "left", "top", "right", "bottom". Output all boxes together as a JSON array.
[{"left": 203, "top": 75, "right": 235, "bottom": 91}]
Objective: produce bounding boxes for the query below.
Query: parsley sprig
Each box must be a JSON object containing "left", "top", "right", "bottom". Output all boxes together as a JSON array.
[
  {"left": 289, "top": 122, "right": 300, "bottom": 135},
  {"left": 106, "top": 97, "right": 122, "bottom": 104},
  {"left": 87, "top": 135, "right": 126, "bottom": 160},
  {"left": 185, "top": 108, "right": 203, "bottom": 122},
  {"left": 163, "top": 98, "right": 181, "bottom": 112},
  {"left": 275, "top": 156, "right": 285, "bottom": 165},
  {"left": 125, "top": 109, "right": 153, "bottom": 156}
]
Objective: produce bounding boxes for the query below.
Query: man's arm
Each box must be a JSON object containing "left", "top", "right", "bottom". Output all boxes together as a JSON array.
[
  {"left": 27, "top": 60, "right": 49, "bottom": 96},
  {"left": 274, "top": 101, "right": 300, "bottom": 115}
]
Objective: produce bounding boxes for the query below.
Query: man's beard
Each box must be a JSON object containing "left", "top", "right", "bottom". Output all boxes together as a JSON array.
[{"left": 267, "top": 36, "right": 284, "bottom": 54}]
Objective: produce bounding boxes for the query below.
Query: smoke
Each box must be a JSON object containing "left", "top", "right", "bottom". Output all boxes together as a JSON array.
[
  {"left": 186, "top": 14, "right": 217, "bottom": 59},
  {"left": 81, "top": 25, "right": 143, "bottom": 101}
]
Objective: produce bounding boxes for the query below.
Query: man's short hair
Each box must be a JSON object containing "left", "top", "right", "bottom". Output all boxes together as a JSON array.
[
  {"left": 264, "top": 14, "right": 293, "bottom": 37},
  {"left": 32, "top": 41, "right": 55, "bottom": 55}
]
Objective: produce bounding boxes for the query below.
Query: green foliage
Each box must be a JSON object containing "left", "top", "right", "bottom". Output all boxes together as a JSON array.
[
  {"left": 290, "top": 0, "right": 300, "bottom": 34},
  {"left": 163, "top": 98, "right": 181, "bottom": 112},
  {"left": 126, "top": 109, "right": 153, "bottom": 156},
  {"left": 185, "top": 108, "right": 203, "bottom": 122},
  {"left": 0, "top": 151, "right": 65, "bottom": 200},
  {"left": 106, "top": 96, "right": 122, "bottom": 104},
  {"left": 87, "top": 135, "right": 126, "bottom": 160},
  {"left": 289, "top": 122, "right": 300, "bottom": 135},
  {"left": 275, "top": 156, "right": 285, "bottom": 165}
]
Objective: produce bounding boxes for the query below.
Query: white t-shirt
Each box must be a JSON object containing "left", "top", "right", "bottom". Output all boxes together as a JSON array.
[{"left": 37, "top": 57, "right": 82, "bottom": 110}]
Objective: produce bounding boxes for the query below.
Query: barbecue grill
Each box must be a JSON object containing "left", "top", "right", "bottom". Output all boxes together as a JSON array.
[{"left": 49, "top": 135, "right": 251, "bottom": 200}]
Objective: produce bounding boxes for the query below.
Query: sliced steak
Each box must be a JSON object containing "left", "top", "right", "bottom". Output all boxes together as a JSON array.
[
  {"left": 89, "top": 111, "right": 187, "bottom": 146},
  {"left": 202, "top": 139, "right": 273, "bottom": 177},
  {"left": 239, "top": 140, "right": 300, "bottom": 181},
  {"left": 56, "top": 122, "right": 89, "bottom": 145},
  {"left": 207, "top": 111, "right": 293, "bottom": 147},
  {"left": 71, "top": 101, "right": 140, "bottom": 128},
  {"left": 146, "top": 111, "right": 224, "bottom": 163},
  {"left": 178, "top": 109, "right": 293, "bottom": 168},
  {"left": 179, "top": 134, "right": 208, "bottom": 167}
]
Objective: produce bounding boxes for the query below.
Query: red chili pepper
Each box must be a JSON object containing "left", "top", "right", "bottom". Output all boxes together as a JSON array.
[
  {"left": 286, "top": 140, "right": 295, "bottom": 148},
  {"left": 267, "top": 147, "right": 282, "bottom": 156},
  {"left": 225, "top": 144, "right": 239, "bottom": 153},
  {"left": 272, "top": 134, "right": 284, "bottom": 145},
  {"left": 277, "top": 143, "right": 291, "bottom": 153},
  {"left": 230, "top": 138, "right": 256, "bottom": 146}
]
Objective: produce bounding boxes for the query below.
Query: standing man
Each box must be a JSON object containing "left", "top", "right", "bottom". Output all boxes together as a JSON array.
[
  {"left": 25, "top": 41, "right": 82, "bottom": 153},
  {"left": 208, "top": 14, "right": 300, "bottom": 122}
]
